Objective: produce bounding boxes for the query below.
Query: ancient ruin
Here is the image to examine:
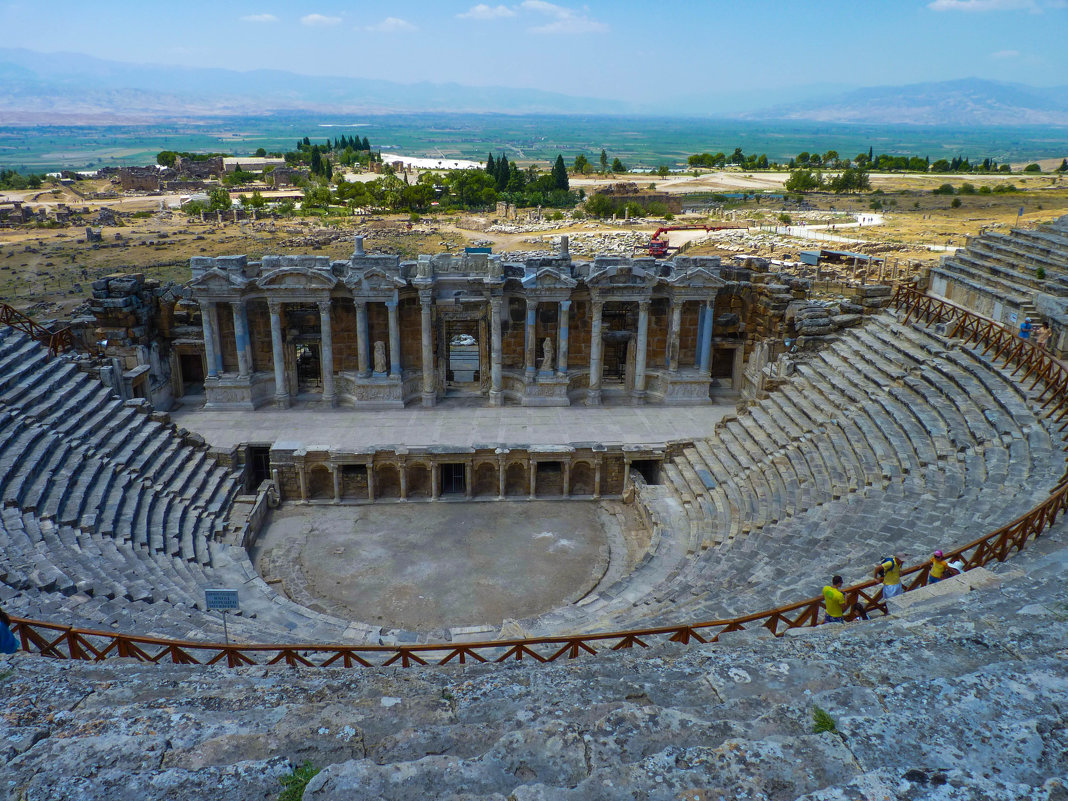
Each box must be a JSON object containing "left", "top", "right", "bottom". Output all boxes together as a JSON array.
[{"left": 2, "top": 217, "right": 1068, "bottom": 799}]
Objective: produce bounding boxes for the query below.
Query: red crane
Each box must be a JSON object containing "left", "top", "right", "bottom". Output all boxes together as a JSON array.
[{"left": 646, "top": 224, "right": 746, "bottom": 257}]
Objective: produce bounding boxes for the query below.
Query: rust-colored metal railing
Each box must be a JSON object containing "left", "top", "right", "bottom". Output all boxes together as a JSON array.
[
  {"left": 8, "top": 285, "right": 1066, "bottom": 668},
  {"left": 0, "top": 302, "right": 75, "bottom": 356}
]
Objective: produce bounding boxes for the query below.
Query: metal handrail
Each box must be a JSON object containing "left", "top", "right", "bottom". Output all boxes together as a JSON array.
[
  {"left": 8, "top": 285, "right": 1065, "bottom": 667},
  {"left": 0, "top": 302, "right": 74, "bottom": 356}
]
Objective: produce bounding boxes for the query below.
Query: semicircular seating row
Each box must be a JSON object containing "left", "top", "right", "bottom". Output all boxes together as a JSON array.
[
  {"left": 1, "top": 307, "right": 1065, "bottom": 647},
  {"left": 0, "top": 327, "right": 364, "bottom": 645},
  {"left": 513, "top": 310, "right": 1067, "bottom": 637}
]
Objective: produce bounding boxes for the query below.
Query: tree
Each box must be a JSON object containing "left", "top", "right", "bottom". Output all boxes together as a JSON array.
[
  {"left": 241, "top": 190, "right": 267, "bottom": 209},
  {"left": 573, "top": 154, "right": 589, "bottom": 174},
  {"left": 255, "top": 147, "right": 267, "bottom": 157},
  {"left": 1023, "top": 163, "right": 1041, "bottom": 173},
  {"left": 611, "top": 157, "right": 626, "bottom": 173},
  {"left": 485, "top": 153, "right": 495, "bottom": 176},
  {"left": 599, "top": 149, "right": 609, "bottom": 173},
  {"left": 823, "top": 150, "right": 839, "bottom": 166},
  {"left": 310, "top": 147, "right": 323, "bottom": 175},
  {"left": 784, "top": 169, "right": 822, "bottom": 192},
  {"left": 156, "top": 151, "right": 178, "bottom": 168},
  {"left": 827, "top": 167, "right": 870, "bottom": 193},
  {"left": 656, "top": 165, "right": 670, "bottom": 177},
  {"left": 1057, "top": 159, "right": 1068, "bottom": 173},
  {"left": 552, "top": 155, "right": 569, "bottom": 190},
  {"left": 207, "top": 187, "right": 231, "bottom": 212}
]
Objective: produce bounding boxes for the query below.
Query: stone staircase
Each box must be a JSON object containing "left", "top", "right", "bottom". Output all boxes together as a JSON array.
[{"left": 2, "top": 508, "right": 1065, "bottom": 801}]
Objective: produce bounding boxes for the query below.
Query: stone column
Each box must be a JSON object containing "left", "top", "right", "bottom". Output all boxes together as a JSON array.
[
  {"left": 420, "top": 292, "right": 436, "bottom": 407},
  {"left": 231, "top": 302, "right": 250, "bottom": 378},
  {"left": 318, "top": 299, "right": 336, "bottom": 406},
  {"left": 562, "top": 462, "right": 571, "bottom": 498},
  {"left": 497, "top": 458, "right": 505, "bottom": 500},
  {"left": 593, "top": 460, "right": 602, "bottom": 500},
  {"left": 297, "top": 466, "right": 307, "bottom": 502},
  {"left": 208, "top": 303, "right": 223, "bottom": 375},
  {"left": 524, "top": 300, "right": 538, "bottom": 383},
  {"left": 332, "top": 467, "right": 340, "bottom": 504},
  {"left": 367, "top": 463, "right": 375, "bottom": 502},
  {"left": 699, "top": 300, "right": 715, "bottom": 375},
  {"left": 431, "top": 462, "right": 440, "bottom": 499},
  {"left": 399, "top": 462, "right": 408, "bottom": 500},
  {"left": 668, "top": 299, "right": 682, "bottom": 373},
  {"left": 633, "top": 300, "right": 650, "bottom": 403},
  {"left": 529, "top": 461, "right": 537, "bottom": 499},
  {"left": 557, "top": 299, "right": 571, "bottom": 376},
  {"left": 386, "top": 296, "right": 402, "bottom": 378},
  {"left": 355, "top": 301, "right": 370, "bottom": 378},
  {"left": 200, "top": 301, "right": 219, "bottom": 379},
  {"left": 489, "top": 296, "right": 503, "bottom": 406},
  {"left": 268, "top": 300, "right": 289, "bottom": 407},
  {"left": 586, "top": 300, "right": 604, "bottom": 406},
  {"left": 465, "top": 461, "right": 473, "bottom": 499}
]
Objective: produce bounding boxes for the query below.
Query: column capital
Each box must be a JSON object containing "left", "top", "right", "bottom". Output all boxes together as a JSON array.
[
  {"left": 559, "top": 299, "right": 572, "bottom": 311},
  {"left": 638, "top": 299, "right": 651, "bottom": 312},
  {"left": 317, "top": 298, "right": 332, "bottom": 314},
  {"left": 419, "top": 289, "right": 434, "bottom": 305},
  {"left": 591, "top": 299, "right": 604, "bottom": 313},
  {"left": 267, "top": 299, "right": 283, "bottom": 314}
]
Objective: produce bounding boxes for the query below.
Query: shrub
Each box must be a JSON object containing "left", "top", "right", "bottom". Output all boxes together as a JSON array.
[
  {"left": 959, "top": 182, "right": 976, "bottom": 195},
  {"left": 812, "top": 706, "right": 837, "bottom": 734},
  {"left": 778, "top": 213, "right": 792, "bottom": 225},
  {"left": 978, "top": 186, "right": 992, "bottom": 194},
  {"left": 933, "top": 183, "right": 956, "bottom": 196},
  {"left": 1036, "top": 266, "right": 1046, "bottom": 280},
  {"left": 951, "top": 198, "right": 962, "bottom": 208},
  {"left": 278, "top": 761, "right": 320, "bottom": 801},
  {"left": 1023, "top": 163, "right": 1041, "bottom": 173}
]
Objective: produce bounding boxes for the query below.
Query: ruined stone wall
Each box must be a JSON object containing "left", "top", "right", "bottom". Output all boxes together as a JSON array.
[
  {"left": 248, "top": 301, "right": 273, "bottom": 373},
  {"left": 399, "top": 298, "right": 422, "bottom": 371}
]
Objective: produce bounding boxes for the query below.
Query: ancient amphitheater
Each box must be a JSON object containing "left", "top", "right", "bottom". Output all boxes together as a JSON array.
[{"left": 3, "top": 216, "right": 1068, "bottom": 800}]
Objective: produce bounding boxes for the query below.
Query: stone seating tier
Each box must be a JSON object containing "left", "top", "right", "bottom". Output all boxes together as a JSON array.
[{"left": 3, "top": 515, "right": 1066, "bottom": 801}]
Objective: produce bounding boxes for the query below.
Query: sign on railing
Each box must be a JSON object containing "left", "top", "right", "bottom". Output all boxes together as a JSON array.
[{"left": 7, "top": 285, "right": 1064, "bottom": 668}]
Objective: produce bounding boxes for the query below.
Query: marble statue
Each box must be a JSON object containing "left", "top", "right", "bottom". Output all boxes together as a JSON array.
[
  {"left": 374, "top": 341, "right": 387, "bottom": 374},
  {"left": 540, "top": 337, "right": 554, "bottom": 373}
]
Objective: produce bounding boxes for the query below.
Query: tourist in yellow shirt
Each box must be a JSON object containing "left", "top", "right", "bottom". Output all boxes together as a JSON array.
[
  {"left": 929, "top": 550, "right": 949, "bottom": 583},
  {"left": 822, "top": 575, "right": 847, "bottom": 623},
  {"left": 874, "top": 554, "right": 904, "bottom": 599}
]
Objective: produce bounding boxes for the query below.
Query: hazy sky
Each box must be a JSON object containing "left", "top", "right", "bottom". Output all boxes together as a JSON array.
[{"left": 3, "top": 0, "right": 1066, "bottom": 99}]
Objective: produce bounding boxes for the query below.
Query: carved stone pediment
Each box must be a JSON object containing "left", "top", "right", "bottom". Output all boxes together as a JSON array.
[
  {"left": 522, "top": 266, "right": 577, "bottom": 290},
  {"left": 188, "top": 267, "right": 249, "bottom": 293},
  {"left": 586, "top": 260, "right": 657, "bottom": 290},
  {"left": 344, "top": 265, "right": 406, "bottom": 293},
  {"left": 257, "top": 266, "right": 338, "bottom": 291},
  {"left": 665, "top": 266, "right": 726, "bottom": 291}
]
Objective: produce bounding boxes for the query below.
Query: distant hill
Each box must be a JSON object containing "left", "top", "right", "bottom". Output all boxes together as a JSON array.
[
  {"left": 1, "top": 49, "right": 1066, "bottom": 127},
  {"left": 741, "top": 78, "right": 1068, "bottom": 127},
  {"left": 0, "top": 47, "right": 630, "bottom": 119}
]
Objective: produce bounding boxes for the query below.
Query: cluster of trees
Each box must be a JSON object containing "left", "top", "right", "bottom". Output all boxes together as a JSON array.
[
  {"left": 688, "top": 148, "right": 769, "bottom": 170},
  {"left": 584, "top": 194, "right": 671, "bottom": 219},
  {"left": 295, "top": 159, "right": 578, "bottom": 216},
  {"left": 484, "top": 153, "right": 569, "bottom": 194},
  {"left": 571, "top": 149, "right": 626, "bottom": 175},
  {"left": 784, "top": 167, "right": 871, "bottom": 194},
  {"left": 686, "top": 145, "right": 1055, "bottom": 175},
  {"left": 933, "top": 182, "right": 1018, "bottom": 196},
  {"left": 0, "top": 169, "right": 45, "bottom": 190},
  {"left": 288, "top": 135, "right": 380, "bottom": 178}
]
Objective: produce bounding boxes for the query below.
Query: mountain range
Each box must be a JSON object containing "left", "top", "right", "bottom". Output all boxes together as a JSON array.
[{"left": 1, "top": 48, "right": 1066, "bottom": 127}]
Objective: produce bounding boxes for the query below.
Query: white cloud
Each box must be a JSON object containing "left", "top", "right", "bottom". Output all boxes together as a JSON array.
[
  {"left": 364, "top": 16, "right": 417, "bottom": 32},
  {"left": 928, "top": 0, "right": 1035, "bottom": 10},
  {"left": 240, "top": 13, "right": 277, "bottom": 23},
  {"left": 521, "top": 0, "right": 606, "bottom": 33},
  {"left": 992, "top": 48, "right": 1021, "bottom": 58},
  {"left": 458, "top": 4, "right": 517, "bottom": 19},
  {"left": 301, "top": 13, "right": 342, "bottom": 26}
]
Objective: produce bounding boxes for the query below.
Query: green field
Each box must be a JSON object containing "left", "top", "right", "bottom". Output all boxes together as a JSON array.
[{"left": 1, "top": 113, "right": 1065, "bottom": 173}]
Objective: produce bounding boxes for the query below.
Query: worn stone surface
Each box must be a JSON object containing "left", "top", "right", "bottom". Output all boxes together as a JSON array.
[{"left": 2, "top": 528, "right": 1066, "bottom": 801}]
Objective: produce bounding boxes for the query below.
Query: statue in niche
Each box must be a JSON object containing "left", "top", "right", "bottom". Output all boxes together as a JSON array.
[
  {"left": 540, "top": 337, "right": 554, "bottom": 373},
  {"left": 373, "top": 341, "right": 387, "bottom": 374}
]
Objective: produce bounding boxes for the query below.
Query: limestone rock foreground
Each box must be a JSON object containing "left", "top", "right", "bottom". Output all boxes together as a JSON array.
[{"left": 2, "top": 523, "right": 1067, "bottom": 801}]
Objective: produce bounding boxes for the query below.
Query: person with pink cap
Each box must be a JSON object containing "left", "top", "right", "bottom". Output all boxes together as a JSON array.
[{"left": 929, "top": 549, "right": 950, "bottom": 583}]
